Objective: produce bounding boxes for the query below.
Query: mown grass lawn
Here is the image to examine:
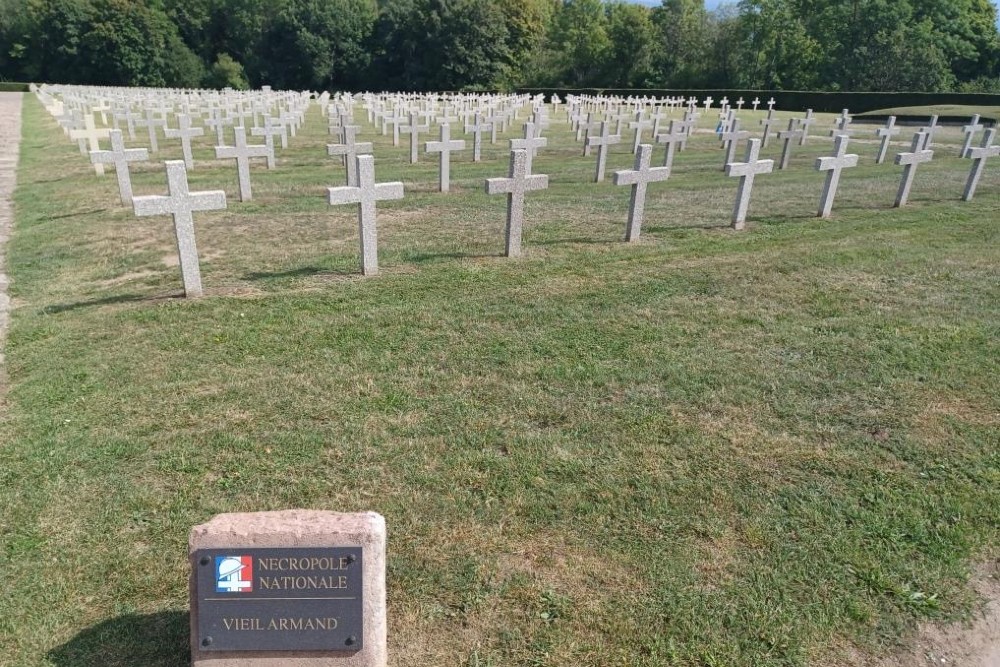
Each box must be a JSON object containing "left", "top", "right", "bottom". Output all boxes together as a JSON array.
[{"left": 0, "top": 94, "right": 997, "bottom": 667}]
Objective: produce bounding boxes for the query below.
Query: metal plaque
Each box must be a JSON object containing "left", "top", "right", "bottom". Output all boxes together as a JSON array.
[{"left": 194, "top": 547, "right": 363, "bottom": 652}]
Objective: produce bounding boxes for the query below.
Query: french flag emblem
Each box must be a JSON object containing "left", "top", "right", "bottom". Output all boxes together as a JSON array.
[{"left": 215, "top": 555, "right": 253, "bottom": 593}]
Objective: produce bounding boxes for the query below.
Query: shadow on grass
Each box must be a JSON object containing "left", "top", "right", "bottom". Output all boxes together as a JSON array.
[
  {"left": 243, "top": 266, "right": 350, "bottom": 281},
  {"left": 404, "top": 251, "right": 498, "bottom": 263},
  {"left": 44, "top": 207, "right": 110, "bottom": 221},
  {"left": 42, "top": 292, "right": 182, "bottom": 314},
  {"left": 47, "top": 611, "right": 189, "bottom": 667}
]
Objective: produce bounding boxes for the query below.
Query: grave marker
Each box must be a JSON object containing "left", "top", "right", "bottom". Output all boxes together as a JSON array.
[
  {"left": 328, "top": 155, "right": 404, "bottom": 276},
  {"left": 875, "top": 116, "right": 900, "bottom": 164},
  {"left": 894, "top": 132, "right": 934, "bottom": 207},
  {"left": 89, "top": 129, "right": 148, "bottom": 205},
  {"left": 485, "top": 149, "right": 549, "bottom": 258},
  {"left": 777, "top": 119, "right": 804, "bottom": 170},
  {"left": 586, "top": 121, "right": 622, "bottom": 183},
  {"left": 962, "top": 128, "right": 999, "bottom": 202},
  {"left": 164, "top": 114, "right": 205, "bottom": 169},
  {"left": 961, "top": 115, "right": 983, "bottom": 158},
  {"left": 132, "top": 160, "right": 227, "bottom": 298},
  {"left": 815, "top": 134, "right": 859, "bottom": 218},
  {"left": 215, "top": 126, "right": 271, "bottom": 202},
  {"left": 613, "top": 144, "right": 671, "bottom": 242},
  {"left": 510, "top": 122, "right": 547, "bottom": 174},
  {"left": 425, "top": 124, "right": 465, "bottom": 193},
  {"left": 328, "top": 126, "right": 373, "bottom": 187},
  {"left": 725, "top": 138, "right": 773, "bottom": 230}
]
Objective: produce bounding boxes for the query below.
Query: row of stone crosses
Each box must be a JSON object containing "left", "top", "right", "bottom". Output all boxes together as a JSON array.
[{"left": 32, "top": 84, "right": 999, "bottom": 299}]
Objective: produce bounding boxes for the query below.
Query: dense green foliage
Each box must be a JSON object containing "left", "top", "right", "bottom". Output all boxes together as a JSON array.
[{"left": 0, "top": 0, "right": 998, "bottom": 92}]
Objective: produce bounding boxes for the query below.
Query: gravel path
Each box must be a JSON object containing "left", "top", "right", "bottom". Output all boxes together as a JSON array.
[{"left": 0, "top": 92, "right": 23, "bottom": 370}]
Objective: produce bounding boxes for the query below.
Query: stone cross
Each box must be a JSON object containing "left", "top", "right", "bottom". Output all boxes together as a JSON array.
[
  {"left": 736, "top": 97, "right": 745, "bottom": 111},
  {"left": 137, "top": 108, "right": 167, "bottom": 153},
  {"left": 777, "top": 119, "right": 804, "bottom": 170},
  {"left": 629, "top": 111, "right": 653, "bottom": 154},
  {"left": 920, "top": 115, "right": 939, "bottom": 147},
  {"left": 721, "top": 118, "right": 750, "bottom": 169},
  {"left": 132, "top": 160, "right": 226, "bottom": 298},
  {"left": 328, "top": 155, "right": 404, "bottom": 276},
  {"left": 510, "top": 122, "right": 547, "bottom": 174},
  {"left": 875, "top": 116, "right": 900, "bottom": 164},
  {"left": 214, "top": 126, "right": 271, "bottom": 202},
  {"left": 390, "top": 112, "right": 406, "bottom": 146},
  {"left": 725, "top": 138, "right": 774, "bottom": 230},
  {"left": 465, "top": 112, "right": 491, "bottom": 162},
  {"left": 250, "top": 118, "right": 283, "bottom": 169},
  {"left": 485, "top": 149, "right": 549, "bottom": 258},
  {"left": 90, "top": 129, "right": 148, "bottom": 205},
  {"left": 961, "top": 115, "right": 983, "bottom": 158},
  {"left": 163, "top": 114, "right": 204, "bottom": 169},
  {"left": 798, "top": 109, "right": 815, "bottom": 145},
  {"left": 767, "top": 97, "right": 776, "bottom": 110},
  {"left": 425, "top": 124, "right": 466, "bottom": 193},
  {"left": 703, "top": 97, "right": 714, "bottom": 112},
  {"left": 752, "top": 97, "right": 761, "bottom": 111},
  {"left": 962, "top": 128, "right": 999, "bottom": 202},
  {"left": 327, "top": 125, "right": 372, "bottom": 186},
  {"left": 587, "top": 121, "right": 622, "bottom": 183},
  {"left": 656, "top": 120, "right": 685, "bottom": 169},
  {"left": 815, "top": 134, "right": 859, "bottom": 218},
  {"left": 830, "top": 109, "right": 852, "bottom": 136},
  {"left": 402, "top": 113, "right": 430, "bottom": 164},
  {"left": 759, "top": 109, "right": 778, "bottom": 148},
  {"left": 69, "top": 114, "right": 111, "bottom": 175},
  {"left": 894, "top": 132, "right": 934, "bottom": 207},
  {"left": 613, "top": 144, "right": 671, "bottom": 242}
]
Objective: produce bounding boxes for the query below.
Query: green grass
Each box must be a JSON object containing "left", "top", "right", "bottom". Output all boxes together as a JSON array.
[
  {"left": 859, "top": 104, "right": 1000, "bottom": 121},
  {"left": 1, "top": 96, "right": 998, "bottom": 667}
]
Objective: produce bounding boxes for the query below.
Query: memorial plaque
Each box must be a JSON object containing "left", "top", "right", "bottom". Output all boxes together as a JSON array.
[{"left": 194, "top": 547, "right": 364, "bottom": 652}]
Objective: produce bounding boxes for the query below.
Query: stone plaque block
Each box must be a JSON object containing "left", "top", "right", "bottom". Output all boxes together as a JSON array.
[{"left": 190, "top": 510, "right": 387, "bottom": 667}]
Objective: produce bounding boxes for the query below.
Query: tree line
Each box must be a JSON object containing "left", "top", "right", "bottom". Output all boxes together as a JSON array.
[{"left": 0, "top": 0, "right": 998, "bottom": 93}]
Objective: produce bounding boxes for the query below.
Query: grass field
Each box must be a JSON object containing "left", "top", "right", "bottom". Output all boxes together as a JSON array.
[{"left": 0, "top": 94, "right": 997, "bottom": 667}]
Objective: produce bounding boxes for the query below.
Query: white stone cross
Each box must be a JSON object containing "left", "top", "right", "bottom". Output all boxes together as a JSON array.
[
  {"left": 961, "top": 115, "right": 983, "bottom": 158},
  {"left": 655, "top": 120, "right": 685, "bottom": 168},
  {"left": 830, "top": 109, "right": 853, "bottom": 136},
  {"left": 759, "top": 109, "right": 779, "bottom": 148},
  {"left": 426, "top": 124, "right": 466, "bottom": 193},
  {"left": 752, "top": 97, "right": 761, "bottom": 111},
  {"left": 736, "top": 97, "right": 745, "bottom": 111},
  {"left": 132, "top": 160, "right": 226, "bottom": 298},
  {"left": 90, "top": 129, "right": 148, "bottom": 205},
  {"left": 920, "top": 115, "right": 939, "bottom": 147},
  {"left": 328, "top": 154, "right": 404, "bottom": 276},
  {"left": 613, "top": 144, "right": 671, "bottom": 242},
  {"left": 69, "top": 114, "right": 111, "bottom": 175},
  {"left": 815, "top": 134, "right": 859, "bottom": 218},
  {"left": 778, "top": 119, "right": 804, "bottom": 170},
  {"left": 485, "top": 149, "right": 549, "bottom": 258},
  {"left": 962, "top": 128, "right": 999, "bottom": 202},
  {"left": 629, "top": 111, "right": 653, "bottom": 154},
  {"left": 402, "top": 112, "right": 430, "bottom": 164},
  {"left": 894, "top": 132, "right": 934, "bottom": 207},
  {"left": 725, "top": 138, "right": 774, "bottom": 230},
  {"left": 215, "top": 126, "right": 271, "bottom": 202},
  {"left": 327, "top": 125, "right": 372, "bottom": 186},
  {"left": 587, "top": 121, "right": 622, "bottom": 182},
  {"left": 250, "top": 118, "right": 283, "bottom": 169},
  {"left": 875, "top": 116, "right": 900, "bottom": 164},
  {"left": 721, "top": 118, "right": 750, "bottom": 169},
  {"left": 163, "top": 114, "right": 204, "bottom": 169},
  {"left": 799, "top": 109, "right": 816, "bottom": 145},
  {"left": 510, "top": 122, "right": 547, "bottom": 174},
  {"left": 137, "top": 108, "right": 166, "bottom": 153},
  {"left": 703, "top": 97, "right": 714, "bottom": 112},
  {"left": 767, "top": 97, "right": 776, "bottom": 110},
  {"left": 465, "top": 112, "right": 492, "bottom": 162}
]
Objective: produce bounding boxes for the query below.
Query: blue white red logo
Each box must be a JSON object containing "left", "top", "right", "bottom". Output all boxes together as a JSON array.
[{"left": 215, "top": 555, "right": 253, "bottom": 593}]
